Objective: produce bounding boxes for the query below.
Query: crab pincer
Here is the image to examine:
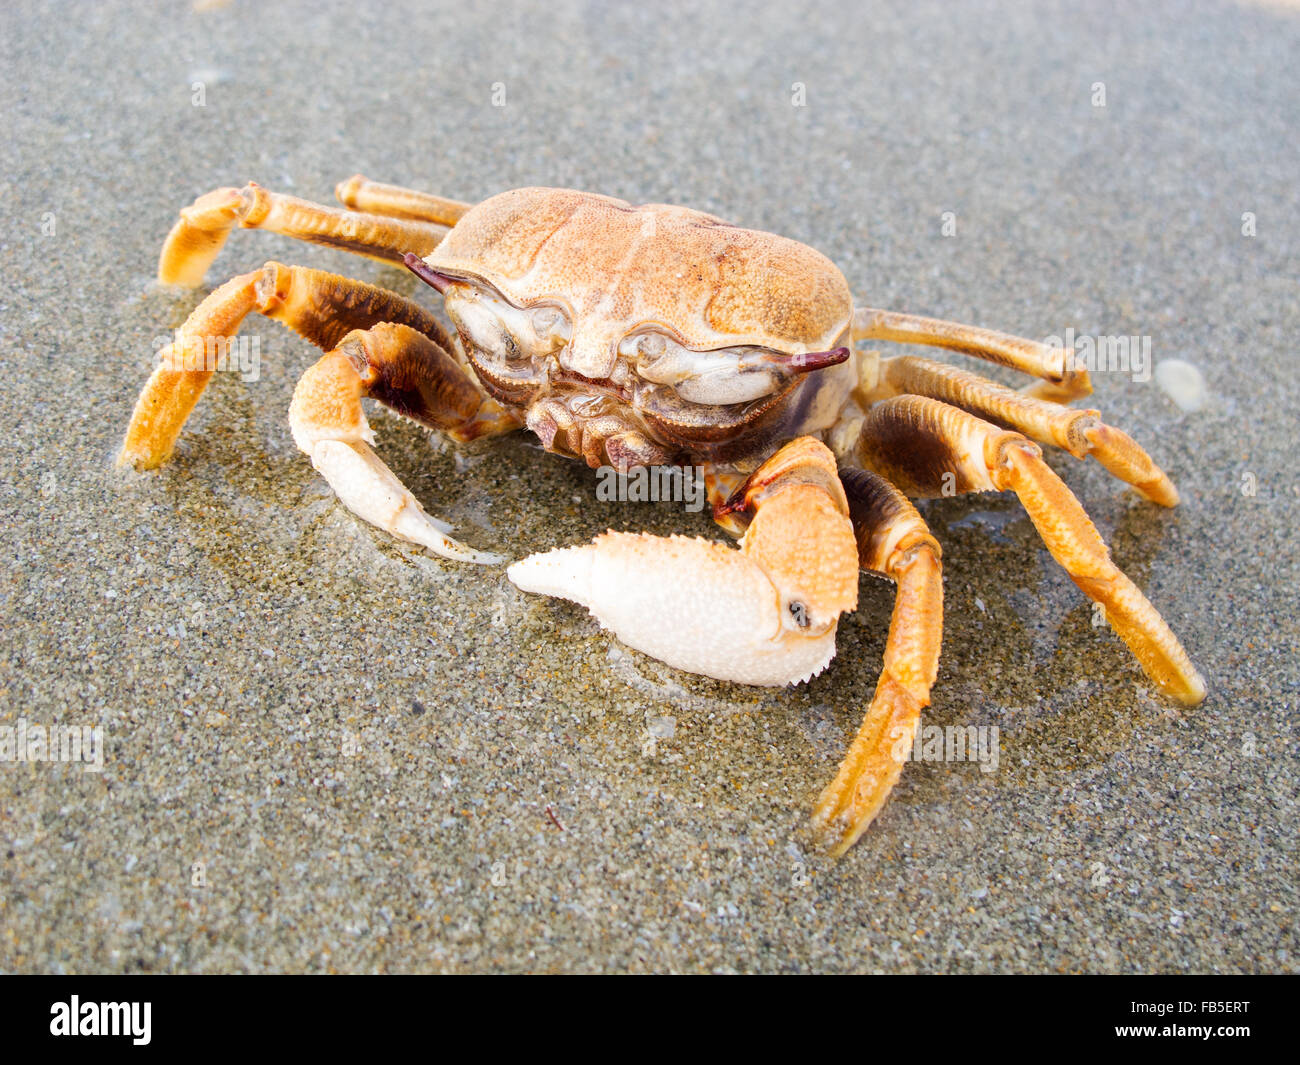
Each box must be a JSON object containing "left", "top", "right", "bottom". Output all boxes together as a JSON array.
[{"left": 508, "top": 439, "right": 860, "bottom": 687}]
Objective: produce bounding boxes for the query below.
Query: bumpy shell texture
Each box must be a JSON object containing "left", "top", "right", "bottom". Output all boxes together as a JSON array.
[{"left": 425, "top": 188, "right": 853, "bottom": 368}]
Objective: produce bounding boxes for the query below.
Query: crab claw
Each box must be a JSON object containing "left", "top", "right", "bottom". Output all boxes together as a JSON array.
[
  {"left": 508, "top": 452, "right": 859, "bottom": 687},
  {"left": 289, "top": 346, "right": 502, "bottom": 566}
]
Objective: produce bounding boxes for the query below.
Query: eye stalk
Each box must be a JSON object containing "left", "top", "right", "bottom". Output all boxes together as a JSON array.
[
  {"left": 403, "top": 252, "right": 459, "bottom": 294},
  {"left": 782, "top": 347, "right": 850, "bottom": 373}
]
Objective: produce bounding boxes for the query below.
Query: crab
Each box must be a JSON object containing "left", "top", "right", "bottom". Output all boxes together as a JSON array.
[{"left": 119, "top": 177, "right": 1207, "bottom": 855}]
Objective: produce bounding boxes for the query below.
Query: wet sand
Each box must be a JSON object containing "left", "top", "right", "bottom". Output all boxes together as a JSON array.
[{"left": 1, "top": 0, "right": 1296, "bottom": 972}]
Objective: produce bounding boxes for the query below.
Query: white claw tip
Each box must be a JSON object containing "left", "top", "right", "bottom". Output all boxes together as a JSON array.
[{"left": 507, "top": 544, "right": 596, "bottom": 604}]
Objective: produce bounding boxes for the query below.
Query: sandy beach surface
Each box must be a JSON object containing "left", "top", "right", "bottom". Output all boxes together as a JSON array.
[{"left": 1, "top": 0, "right": 1296, "bottom": 972}]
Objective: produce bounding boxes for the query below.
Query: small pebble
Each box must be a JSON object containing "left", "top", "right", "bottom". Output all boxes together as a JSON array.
[{"left": 1154, "top": 359, "right": 1208, "bottom": 412}]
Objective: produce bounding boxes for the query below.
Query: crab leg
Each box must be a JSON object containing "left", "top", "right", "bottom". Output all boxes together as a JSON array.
[
  {"left": 335, "top": 174, "right": 472, "bottom": 227},
  {"left": 858, "top": 395, "right": 1206, "bottom": 705},
  {"left": 508, "top": 437, "right": 861, "bottom": 687},
  {"left": 854, "top": 307, "right": 1091, "bottom": 402},
  {"left": 871, "top": 354, "right": 1179, "bottom": 505},
  {"left": 289, "top": 324, "right": 511, "bottom": 564},
  {"left": 121, "top": 263, "right": 514, "bottom": 560},
  {"left": 810, "top": 468, "right": 944, "bottom": 856},
  {"left": 119, "top": 262, "right": 458, "bottom": 470},
  {"left": 157, "top": 183, "right": 449, "bottom": 287},
  {"left": 119, "top": 269, "right": 262, "bottom": 470}
]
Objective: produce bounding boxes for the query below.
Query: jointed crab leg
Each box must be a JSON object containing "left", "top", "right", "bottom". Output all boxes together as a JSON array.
[
  {"left": 119, "top": 262, "right": 464, "bottom": 470},
  {"left": 854, "top": 307, "right": 1092, "bottom": 402},
  {"left": 508, "top": 437, "right": 861, "bottom": 687},
  {"left": 871, "top": 354, "right": 1179, "bottom": 506},
  {"left": 810, "top": 468, "right": 944, "bottom": 856},
  {"left": 857, "top": 395, "right": 1206, "bottom": 704},
  {"left": 289, "top": 324, "right": 513, "bottom": 564},
  {"left": 157, "top": 183, "right": 450, "bottom": 287},
  {"left": 120, "top": 269, "right": 262, "bottom": 469},
  {"left": 334, "top": 174, "right": 472, "bottom": 227}
]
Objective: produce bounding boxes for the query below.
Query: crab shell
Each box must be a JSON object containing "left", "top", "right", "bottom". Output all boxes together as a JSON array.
[
  {"left": 426, "top": 188, "right": 862, "bottom": 686},
  {"left": 422, "top": 187, "right": 855, "bottom": 377}
]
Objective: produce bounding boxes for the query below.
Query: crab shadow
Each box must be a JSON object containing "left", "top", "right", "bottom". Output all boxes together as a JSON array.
[{"left": 145, "top": 368, "right": 1190, "bottom": 837}]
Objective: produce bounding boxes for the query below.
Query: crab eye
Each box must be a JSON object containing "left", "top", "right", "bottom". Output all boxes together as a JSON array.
[
  {"left": 447, "top": 293, "right": 521, "bottom": 361},
  {"left": 637, "top": 334, "right": 666, "bottom": 358},
  {"left": 445, "top": 288, "right": 569, "bottom": 377},
  {"left": 530, "top": 306, "right": 570, "bottom": 345}
]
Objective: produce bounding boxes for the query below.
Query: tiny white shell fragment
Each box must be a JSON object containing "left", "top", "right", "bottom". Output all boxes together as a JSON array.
[
  {"left": 1154, "top": 359, "right": 1207, "bottom": 413},
  {"left": 647, "top": 716, "right": 676, "bottom": 739}
]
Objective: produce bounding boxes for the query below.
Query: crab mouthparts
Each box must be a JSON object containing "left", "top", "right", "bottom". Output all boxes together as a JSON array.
[{"left": 404, "top": 252, "right": 457, "bottom": 293}]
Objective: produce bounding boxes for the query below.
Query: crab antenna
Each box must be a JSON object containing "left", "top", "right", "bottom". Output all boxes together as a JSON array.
[
  {"left": 778, "top": 347, "right": 851, "bottom": 373},
  {"left": 403, "top": 252, "right": 457, "bottom": 294}
]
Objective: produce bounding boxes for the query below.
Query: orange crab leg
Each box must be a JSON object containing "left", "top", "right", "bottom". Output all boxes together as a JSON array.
[
  {"left": 810, "top": 467, "right": 944, "bottom": 855},
  {"left": 857, "top": 395, "right": 1206, "bottom": 705},
  {"left": 335, "top": 174, "right": 472, "bottom": 227},
  {"left": 870, "top": 354, "right": 1179, "bottom": 506},
  {"left": 119, "top": 263, "right": 462, "bottom": 470},
  {"left": 854, "top": 306, "right": 1092, "bottom": 402},
  {"left": 158, "top": 183, "right": 449, "bottom": 287}
]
